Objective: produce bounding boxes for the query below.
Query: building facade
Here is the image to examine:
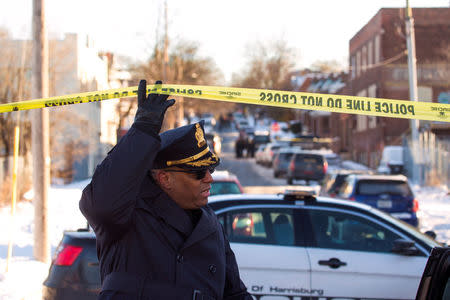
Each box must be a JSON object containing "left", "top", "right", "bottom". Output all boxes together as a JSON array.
[
  {"left": 348, "top": 7, "right": 450, "bottom": 168},
  {"left": 2, "top": 33, "right": 120, "bottom": 182}
]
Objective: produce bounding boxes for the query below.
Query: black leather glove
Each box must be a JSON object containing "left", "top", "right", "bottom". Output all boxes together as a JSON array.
[{"left": 133, "top": 79, "right": 175, "bottom": 136}]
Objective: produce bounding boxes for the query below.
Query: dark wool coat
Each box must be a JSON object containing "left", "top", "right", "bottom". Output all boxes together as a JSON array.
[{"left": 79, "top": 126, "right": 251, "bottom": 300}]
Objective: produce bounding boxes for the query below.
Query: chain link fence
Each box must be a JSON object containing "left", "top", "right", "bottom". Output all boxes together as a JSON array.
[{"left": 403, "top": 131, "right": 450, "bottom": 187}]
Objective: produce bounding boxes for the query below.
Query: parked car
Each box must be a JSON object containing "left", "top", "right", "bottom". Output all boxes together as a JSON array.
[
  {"left": 255, "top": 144, "right": 267, "bottom": 164},
  {"left": 210, "top": 170, "right": 244, "bottom": 196},
  {"left": 252, "top": 133, "right": 271, "bottom": 149},
  {"left": 42, "top": 190, "right": 441, "bottom": 300},
  {"left": 272, "top": 146, "right": 302, "bottom": 178},
  {"left": 204, "top": 131, "right": 222, "bottom": 155},
  {"left": 209, "top": 191, "right": 441, "bottom": 300},
  {"left": 42, "top": 229, "right": 99, "bottom": 300},
  {"left": 286, "top": 150, "right": 328, "bottom": 185},
  {"left": 415, "top": 247, "right": 450, "bottom": 300},
  {"left": 377, "top": 145, "right": 404, "bottom": 175},
  {"left": 337, "top": 174, "right": 419, "bottom": 227},
  {"left": 260, "top": 142, "right": 286, "bottom": 167}
]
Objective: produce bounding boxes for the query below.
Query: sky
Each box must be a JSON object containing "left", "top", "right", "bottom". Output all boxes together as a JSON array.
[{"left": 0, "top": 0, "right": 449, "bottom": 83}]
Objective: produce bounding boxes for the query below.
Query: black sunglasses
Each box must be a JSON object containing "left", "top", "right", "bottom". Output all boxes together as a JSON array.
[{"left": 163, "top": 167, "right": 215, "bottom": 180}]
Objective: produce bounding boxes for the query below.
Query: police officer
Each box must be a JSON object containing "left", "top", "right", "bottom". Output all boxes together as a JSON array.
[{"left": 79, "top": 80, "right": 252, "bottom": 300}]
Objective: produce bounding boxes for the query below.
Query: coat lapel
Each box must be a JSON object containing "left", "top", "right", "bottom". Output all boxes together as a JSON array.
[
  {"left": 182, "top": 207, "right": 218, "bottom": 250},
  {"left": 138, "top": 176, "right": 193, "bottom": 237}
]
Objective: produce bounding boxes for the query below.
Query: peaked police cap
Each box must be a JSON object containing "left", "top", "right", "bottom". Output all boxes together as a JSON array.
[{"left": 153, "top": 120, "right": 220, "bottom": 170}]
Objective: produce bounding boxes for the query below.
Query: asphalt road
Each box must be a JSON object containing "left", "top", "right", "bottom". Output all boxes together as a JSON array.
[{"left": 216, "top": 131, "right": 285, "bottom": 187}]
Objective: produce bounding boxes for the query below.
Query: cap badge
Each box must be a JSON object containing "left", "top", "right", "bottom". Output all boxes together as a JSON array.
[{"left": 195, "top": 123, "right": 206, "bottom": 148}]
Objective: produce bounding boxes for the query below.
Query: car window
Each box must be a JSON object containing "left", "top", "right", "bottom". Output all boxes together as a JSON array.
[
  {"left": 321, "top": 173, "right": 336, "bottom": 193},
  {"left": 356, "top": 180, "right": 412, "bottom": 196},
  {"left": 338, "top": 176, "right": 355, "bottom": 198},
  {"left": 254, "top": 135, "right": 270, "bottom": 143},
  {"left": 278, "top": 152, "right": 295, "bottom": 162},
  {"left": 328, "top": 174, "right": 350, "bottom": 194},
  {"left": 220, "top": 208, "right": 295, "bottom": 246},
  {"left": 210, "top": 182, "right": 242, "bottom": 195},
  {"left": 308, "top": 209, "right": 403, "bottom": 253}
]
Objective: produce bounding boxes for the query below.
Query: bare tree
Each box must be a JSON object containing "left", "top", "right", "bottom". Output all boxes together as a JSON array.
[
  {"left": 310, "top": 59, "right": 344, "bottom": 73},
  {"left": 232, "top": 39, "right": 297, "bottom": 121},
  {"left": 0, "top": 28, "right": 33, "bottom": 205},
  {"left": 233, "top": 40, "right": 295, "bottom": 90},
  {"left": 125, "top": 39, "right": 222, "bottom": 131},
  {"left": 0, "top": 29, "right": 32, "bottom": 175}
]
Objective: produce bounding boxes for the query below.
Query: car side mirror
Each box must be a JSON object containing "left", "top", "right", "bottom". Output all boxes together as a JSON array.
[
  {"left": 392, "top": 239, "right": 421, "bottom": 256},
  {"left": 425, "top": 230, "right": 437, "bottom": 240}
]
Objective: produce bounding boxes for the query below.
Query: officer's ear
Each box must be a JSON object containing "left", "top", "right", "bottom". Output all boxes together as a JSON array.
[{"left": 154, "top": 170, "right": 172, "bottom": 190}]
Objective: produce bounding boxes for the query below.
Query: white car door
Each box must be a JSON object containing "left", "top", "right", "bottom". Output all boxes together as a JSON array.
[
  {"left": 305, "top": 207, "right": 428, "bottom": 300},
  {"left": 217, "top": 207, "right": 314, "bottom": 299}
]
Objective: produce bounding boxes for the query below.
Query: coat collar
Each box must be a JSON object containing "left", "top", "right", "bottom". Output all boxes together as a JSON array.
[
  {"left": 139, "top": 175, "right": 218, "bottom": 247},
  {"left": 139, "top": 176, "right": 193, "bottom": 237},
  {"left": 181, "top": 206, "right": 218, "bottom": 250}
]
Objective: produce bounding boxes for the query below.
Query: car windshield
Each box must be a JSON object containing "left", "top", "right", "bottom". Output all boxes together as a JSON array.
[
  {"left": 326, "top": 156, "right": 341, "bottom": 167},
  {"left": 357, "top": 180, "right": 412, "bottom": 196},
  {"left": 368, "top": 207, "right": 442, "bottom": 248},
  {"left": 210, "top": 182, "right": 242, "bottom": 196},
  {"left": 278, "top": 152, "right": 295, "bottom": 162}
]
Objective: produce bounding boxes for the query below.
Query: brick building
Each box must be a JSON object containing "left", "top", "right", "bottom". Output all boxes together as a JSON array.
[
  {"left": 348, "top": 7, "right": 450, "bottom": 168},
  {"left": 291, "top": 70, "right": 351, "bottom": 156}
]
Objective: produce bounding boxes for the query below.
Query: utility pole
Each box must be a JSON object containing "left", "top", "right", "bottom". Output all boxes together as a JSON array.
[
  {"left": 405, "top": 0, "right": 420, "bottom": 184},
  {"left": 161, "top": 0, "right": 177, "bottom": 129},
  {"left": 32, "top": 0, "right": 50, "bottom": 263},
  {"left": 163, "top": 0, "right": 168, "bottom": 84}
]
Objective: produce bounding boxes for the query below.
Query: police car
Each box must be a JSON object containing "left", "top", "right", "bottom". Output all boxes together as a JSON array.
[
  {"left": 43, "top": 190, "right": 441, "bottom": 300},
  {"left": 208, "top": 190, "right": 442, "bottom": 300}
]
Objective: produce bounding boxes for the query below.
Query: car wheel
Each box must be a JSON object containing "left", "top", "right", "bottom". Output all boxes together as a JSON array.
[{"left": 287, "top": 178, "right": 293, "bottom": 185}]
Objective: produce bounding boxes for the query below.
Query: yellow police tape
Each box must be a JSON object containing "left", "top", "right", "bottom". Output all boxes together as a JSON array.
[{"left": 1, "top": 84, "right": 449, "bottom": 122}]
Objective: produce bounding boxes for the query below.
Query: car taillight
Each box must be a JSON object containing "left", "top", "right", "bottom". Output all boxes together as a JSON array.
[
  {"left": 349, "top": 196, "right": 356, "bottom": 201},
  {"left": 289, "top": 160, "right": 295, "bottom": 171},
  {"left": 54, "top": 244, "right": 83, "bottom": 266},
  {"left": 412, "top": 198, "right": 419, "bottom": 212},
  {"left": 323, "top": 161, "right": 328, "bottom": 174}
]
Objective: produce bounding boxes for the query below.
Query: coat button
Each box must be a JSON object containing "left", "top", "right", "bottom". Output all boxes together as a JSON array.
[
  {"left": 209, "top": 264, "right": 217, "bottom": 274},
  {"left": 177, "top": 254, "right": 184, "bottom": 263}
]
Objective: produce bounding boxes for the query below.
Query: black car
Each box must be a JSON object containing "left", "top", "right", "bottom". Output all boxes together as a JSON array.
[
  {"left": 415, "top": 247, "right": 450, "bottom": 300},
  {"left": 272, "top": 147, "right": 301, "bottom": 178},
  {"left": 286, "top": 151, "right": 327, "bottom": 185},
  {"left": 42, "top": 229, "right": 99, "bottom": 300}
]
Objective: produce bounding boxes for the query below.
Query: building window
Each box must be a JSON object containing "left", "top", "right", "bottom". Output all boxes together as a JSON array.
[
  {"left": 357, "top": 115, "right": 367, "bottom": 132},
  {"left": 368, "top": 84, "right": 377, "bottom": 128},
  {"left": 368, "top": 40, "right": 373, "bottom": 68},
  {"left": 362, "top": 46, "right": 367, "bottom": 73},
  {"left": 374, "top": 34, "right": 380, "bottom": 64},
  {"left": 418, "top": 86, "right": 432, "bottom": 102},
  {"left": 351, "top": 56, "right": 356, "bottom": 79},
  {"left": 356, "top": 51, "right": 361, "bottom": 77},
  {"left": 356, "top": 89, "right": 367, "bottom": 131}
]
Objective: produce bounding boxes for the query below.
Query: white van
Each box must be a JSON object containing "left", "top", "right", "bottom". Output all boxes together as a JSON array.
[{"left": 377, "top": 146, "right": 404, "bottom": 174}]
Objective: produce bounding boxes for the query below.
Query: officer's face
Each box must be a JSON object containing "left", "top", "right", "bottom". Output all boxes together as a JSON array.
[{"left": 163, "top": 168, "right": 214, "bottom": 209}]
